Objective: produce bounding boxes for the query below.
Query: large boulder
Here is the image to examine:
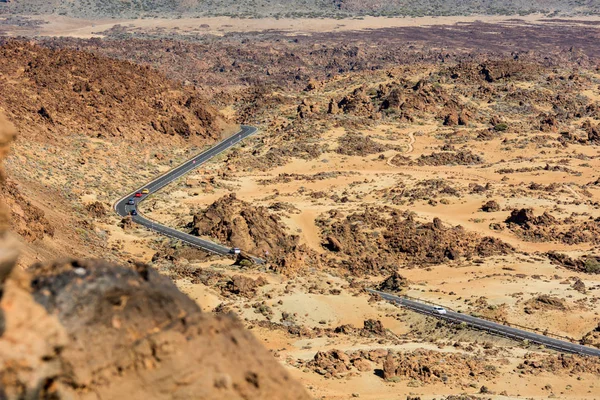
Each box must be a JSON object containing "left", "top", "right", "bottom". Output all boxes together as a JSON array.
[
  {"left": 191, "top": 193, "right": 300, "bottom": 261},
  {"left": 378, "top": 272, "right": 410, "bottom": 293},
  {"left": 27, "top": 259, "right": 310, "bottom": 400}
]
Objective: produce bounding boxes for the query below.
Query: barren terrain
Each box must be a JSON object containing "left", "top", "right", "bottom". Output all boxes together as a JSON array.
[
  {"left": 3, "top": 14, "right": 600, "bottom": 38},
  {"left": 140, "top": 32, "right": 600, "bottom": 398},
  {"left": 1, "top": 14, "right": 600, "bottom": 400}
]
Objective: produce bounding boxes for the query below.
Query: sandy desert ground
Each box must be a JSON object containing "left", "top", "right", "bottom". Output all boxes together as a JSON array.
[
  {"left": 2, "top": 16, "right": 600, "bottom": 400},
  {"left": 2, "top": 13, "right": 600, "bottom": 38}
]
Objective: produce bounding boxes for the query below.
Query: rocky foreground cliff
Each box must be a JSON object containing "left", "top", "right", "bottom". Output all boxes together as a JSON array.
[{"left": 0, "top": 114, "right": 310, "bottom": 399}]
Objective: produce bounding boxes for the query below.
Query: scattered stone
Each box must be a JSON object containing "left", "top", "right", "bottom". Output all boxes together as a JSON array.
[{"left": 480, "top": 200, "right": 500, "bottom": 212}]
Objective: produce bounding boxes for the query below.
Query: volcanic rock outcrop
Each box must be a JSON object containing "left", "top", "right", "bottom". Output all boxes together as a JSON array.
[
  {"left": 336, "top": 133, "right": 392, "bottom": 156},
  {"left": 0, "top": 113, "right": 309, "bottom": 399},
  {"left": 0, "top": 40, "right": 228, "bottom": 143},
  {"left": 392, "top": 150, "right": 484, "bottom": 166},
  {"left": 382, "top": 349, "right": 497, "bottom": 382},
  {"left": 320, "top": 208, "right": 514, "bottom": 273},
  {"left": 378, "top": 272, "right": 410, "bottom": 293},
  {"left": 517, "top": 353, "right": 600, "bottom": 375},
  {"left": 505, "top": 209, "right": 600, "bottom": 245},
  {"left": 25, "top": 259, "right": 309, "bottom": 399},
  {"left": 480, "top": 200, "right": 501, "bottom": 212},
  {"left": 337, "top": 86, "right": 376, "bottom": 118},
  {"left": 582, "top": 323, "right": 600, "bottom": 349},
  {"left": 191, "top": 193, "right": 299, "bottom": 260}
]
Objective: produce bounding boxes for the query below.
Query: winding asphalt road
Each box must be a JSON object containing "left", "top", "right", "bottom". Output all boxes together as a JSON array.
[
  {"left": 369, "top": 289, "right": 600, "bottom": 357},
  {"left": 114, "top": 125, "right": 264, "bottom": 263},
  {"left": 113, "top": 123, "right": 599, "bottom": 357}
]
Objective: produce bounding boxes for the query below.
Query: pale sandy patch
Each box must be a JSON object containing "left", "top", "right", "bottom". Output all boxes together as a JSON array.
[{"left": 13, "top": 14, "right": 600, "bottom": 39}]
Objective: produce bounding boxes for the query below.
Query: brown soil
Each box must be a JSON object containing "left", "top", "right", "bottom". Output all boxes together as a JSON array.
[
  {"left": 0, "top": 40, "right": 227, "bottom": 143},
  {"left": 191, "top": 193, "right": 298, "bottom": 258},
  {"left": 2, "top": 258, "right": 308, "bottom": 400},
  {"left": 505, "top": 208, "right": 600, "bottom": 245},
  {"left": 319, "top": 207, "right": 514, "bottom": 273}
]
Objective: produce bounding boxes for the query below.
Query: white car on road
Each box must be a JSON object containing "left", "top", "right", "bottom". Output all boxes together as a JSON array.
[{"left": 433, "top": 306, "right": 447, "bottom": 315}]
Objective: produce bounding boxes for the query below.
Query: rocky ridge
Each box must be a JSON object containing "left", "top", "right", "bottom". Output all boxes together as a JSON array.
[
  {"left": 318, "top": 207, "right": 514, "bottom": 274},
  {"left": 0, "top": 40, "right": 228, "bottom": 143},
  {"left": 0, "top": 114, "right": 309, "bottom": 399}
]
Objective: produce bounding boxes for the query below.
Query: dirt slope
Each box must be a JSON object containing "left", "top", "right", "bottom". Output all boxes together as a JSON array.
[
  {"left": 0, "top": 116, "right": 309, "bottom": 398},
  {"left": 26, "top": 259, "right": 310, "bottom": 400},
  {"left": 0, "top": 40, "right": 227, "bottom": 143},
  {"left": 0, "top": 40, "right": 234, "bottom": 266}
]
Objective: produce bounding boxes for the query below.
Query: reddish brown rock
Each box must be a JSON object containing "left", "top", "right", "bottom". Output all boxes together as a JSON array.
[
  {"left": 327, "top": 98, "right": 340, "bottom": 114},
  {"left": 85, "top": 201, "right": 107, "bottom": 218},
  {"left": 481, "top": 200, "right": 501, "bottom": 212},
  {"left": 325, "top": 235, "right": 343, "bottom": 252},
  {"left": 352, "top": 358, "right": 372, "bottom": 372},
  {"left": 191, "top": 193, "right": 299, "bottom": 261},
  {"left": 378, "top": 272, "right": 410, "bottom": 293},
  {"left": 222, "top": 275, "right": 268, "bottom": 298},
  {"left": 26, "top": 259, "right": 310, "bottom": 400},
  {"left": 444, "top": 111, "right": 459, "bottom": 126},
  {"left": 382, "top": 352, "right": 396, "bottom": 380},
  {"left": 363, "top": 319, "right": 385, "bottom": 335}
]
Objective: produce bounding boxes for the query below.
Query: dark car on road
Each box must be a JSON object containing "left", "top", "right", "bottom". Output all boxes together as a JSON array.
[
  {"left": 130, "top": 210, "right": 138, "bottom": 216},
  {"left": 127, "top": 198, "right": 135, "bottom": 205}
]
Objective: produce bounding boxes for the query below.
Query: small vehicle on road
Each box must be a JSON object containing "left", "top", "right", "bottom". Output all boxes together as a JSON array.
[
  {"left": 130, "top": 210, "right": 138, "bottom": 216},
  {"left": 231, "top": 247, "right": 241, "bottom": 255},
  {"left": 142, "top": 188, "right": 150, "bottom": 194},
  {"left": 134, "top": 192, "right": 142, "bottom": 198},
  {"left": 432, "top": 306, "right": 447, "bottom": 315},
  {"left": 127, "top": 198, "right": 135, "bottom": 205}
]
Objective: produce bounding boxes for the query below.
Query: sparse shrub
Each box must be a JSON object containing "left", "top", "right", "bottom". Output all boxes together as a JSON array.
[
  {"left": 494, "top": 123, "right": 509, "bottom": 131},
  {"left": 584, "top": 258, "right": 600, "bottom": 274}
]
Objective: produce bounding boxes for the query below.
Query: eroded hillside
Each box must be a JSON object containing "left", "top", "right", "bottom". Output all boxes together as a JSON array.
[
  {"left": 0, "top": 111, "right": 309, "bottom": 399},
  {"left": 1, "top": 17, "right": 600, "bottom": 400},
  {"left": 0, "top": 40, "right": 234, "bottom": 266}
]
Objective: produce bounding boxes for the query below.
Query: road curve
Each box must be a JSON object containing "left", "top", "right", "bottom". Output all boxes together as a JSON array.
[
  {"left": 114, "top": 125, "right": 264, "bottom": 263},
  {"left": 368, "top": 289, "right": 600, "bottom": 357}
]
